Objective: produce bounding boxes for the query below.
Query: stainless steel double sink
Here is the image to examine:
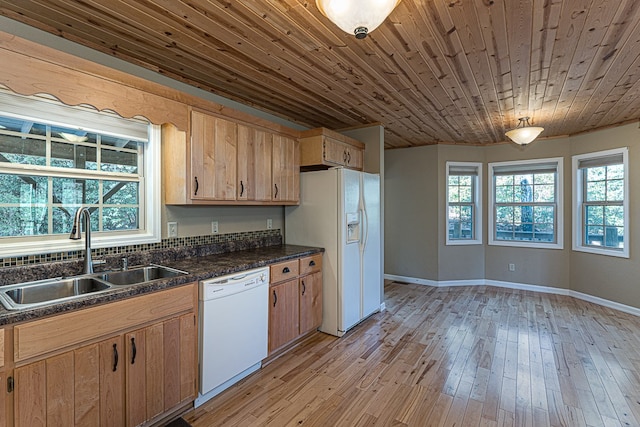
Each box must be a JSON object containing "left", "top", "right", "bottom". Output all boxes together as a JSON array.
[{"left": 0, "top": 265, "right": 188, "bottom": 311}]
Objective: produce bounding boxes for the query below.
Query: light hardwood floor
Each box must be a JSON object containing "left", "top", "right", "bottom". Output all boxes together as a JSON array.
[{"left": 185, "top": 282, "right": 640, "bottom": 426}]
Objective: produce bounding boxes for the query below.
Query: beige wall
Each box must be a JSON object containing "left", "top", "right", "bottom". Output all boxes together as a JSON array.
[
  {"left": 385, "top": 145, "right": 439, "bottom": 280},
  {"left": 385, "top": 122, "right": 640, "bottom": 308}
]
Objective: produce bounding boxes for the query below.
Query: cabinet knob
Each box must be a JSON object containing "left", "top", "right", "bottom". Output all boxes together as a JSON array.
[
  {"left": 283, "top": 266, "right": 290, "bottom": 274},
  {"left": 309, "top": 260, "right": 316, "bottom": 267}
]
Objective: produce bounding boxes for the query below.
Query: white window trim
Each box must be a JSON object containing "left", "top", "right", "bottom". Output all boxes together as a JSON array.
[
  {"left": 0, "top": 100, "right": 161, "bottom": 257},
  {"left": 446, "top": 161, "right": 482, "bottom": 245},
  {"left": 572, "top": 147, "right": 629, "bottom": 258},
  {"left": 488, "top": 157, "right": 564, "bottom": 250}
]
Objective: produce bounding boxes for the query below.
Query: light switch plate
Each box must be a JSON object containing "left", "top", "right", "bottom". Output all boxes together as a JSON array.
[
  {"left": 168, "top": 222, "right": 178, "bottom": 238},
  {"left": 267, "top": 218, "right": 273, "bottom": 229},
  {"left": 212, "top": 221, "right": 219, "bottom": 234}
]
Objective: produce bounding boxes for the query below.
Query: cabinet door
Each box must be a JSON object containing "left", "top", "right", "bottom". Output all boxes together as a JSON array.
[
  {"left": 126, "top": 329, "right": 147, "bottom": 427},
  {"left": 272, "top": 135, "right": 300, "bottom": 203},
  {"left": 14, "top": 336, "right": 124, "bottom": 427},
  {"left": 99, "top": 336, "right": 125, "bottom": 427},
  {"left": 14, "top": 360, "right": 46, "bottom": 427},
  {"left": 190, "top": 111, "right": 237, "bottom": 200},
  {"left": 237, "top": 124, "right": 272, "bottom": 201},
  {"left": 323, "top": 138, "right": 347, "bottom": 166},
  {"left": 268, "top": 279, "right": 300, "bottom": 353},
  {"left": 299, "top": 272, "right": 323, "bottom": 334},
  {"left": 345, "top": 145, "right": 363, "bottom": 171}
]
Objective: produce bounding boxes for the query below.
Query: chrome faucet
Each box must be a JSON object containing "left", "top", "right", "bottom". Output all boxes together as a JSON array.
[{"left": 70, "top": 207, "right": 95, "bottom": 274}]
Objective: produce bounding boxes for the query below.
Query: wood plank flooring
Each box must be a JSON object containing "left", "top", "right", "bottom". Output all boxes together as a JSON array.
[{"left": 184, "top": 282, "right": 640, "bottom": 426}]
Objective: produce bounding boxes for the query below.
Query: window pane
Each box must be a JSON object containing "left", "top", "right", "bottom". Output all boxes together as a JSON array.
[
  {"left": 535, "top": 173, "right": 554, "bottom": 184},
  {"left": 586, "top": 205, "right": 604, "bottom": 225},
  {"left": 0, "top": 206, "right": 48, "bottom": 236},
  {"left": 458, "top": 186, "right": 472, "bottom": 203},
  {"left": 52, "top": 177, "right": 100, "bottom": 205},
  {"left": 101, "top": 147, "right": 138, "bottom": 174},
  {"left": 103, "top": 207, "right": 139, "bottom": 231},
  {"left": 534, "top": 184, "right": 555, "bottom": 202},
  {"left": 607, "top": 164, "right": 623, "bottom": 180},
  {"left": 586, "top": 181, "right": 606, "bottom": 202},
  {"left": 0, "top": 134, "right": 46, "bottom": 166},
  {"left": 495, "top": 186, "right": 513, "bottom": 203},
  {"left": 587, "top": 166, "right": 606, "bottom": 182},
  {"left": 448, "top": 186, "right": 459, "bottom": 203},
  {"left": 459, "top": 176, "right": 472, "bottom": 186},
  {"left": 0, "top": 173, "right": 48, "bottom": 204},
  {"left": 607, "top": 179, "right": 623, "bottom": 201},
  {"left": 51, "top": 142, "right": 98, "bottom": 170},
  {"left": 495, "top": 176, "right": 513, "bottom": 186},
  {"left": 605, "top": 206, "right": 624, "bottom": 227},
  {"left": 448, "top": 175, "right": 459, "bottom": 186},
  {"left": 103, "top": 180, "right": 139, "bottom": 204}
]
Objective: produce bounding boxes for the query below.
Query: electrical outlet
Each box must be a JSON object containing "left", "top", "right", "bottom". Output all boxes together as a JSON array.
[
  {"left": 212, "top": 221, "right": 219, "bottom": 234},
  {"left": 167, "top": 222, "right": 178, "bottom": 238},
  {"left": 267, "top": 218, "right": 273, "bottom": 229},
  {"left": 508, "top": 263, "right": 515, "bottom": 272}
]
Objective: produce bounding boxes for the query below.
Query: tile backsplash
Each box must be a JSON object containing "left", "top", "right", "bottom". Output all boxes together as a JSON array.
[{"left": 1, "top": 229, "right": 282, "bottom": 268}]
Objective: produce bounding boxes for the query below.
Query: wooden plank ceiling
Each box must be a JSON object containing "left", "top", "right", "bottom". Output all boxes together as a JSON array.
[{"left": 1, "top": 0, "right": 639, "bottom": 148}]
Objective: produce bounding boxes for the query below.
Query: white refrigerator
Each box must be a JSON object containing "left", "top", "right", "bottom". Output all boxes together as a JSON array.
[{"left": 285, "top": 168, "right": 381, "bottom": 337}]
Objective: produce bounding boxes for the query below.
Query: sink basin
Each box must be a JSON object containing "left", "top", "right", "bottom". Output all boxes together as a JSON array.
[
  {"left": 0, "top": 277, "right": 112, "bottom": 310},
  {"left": 99, "top": 265, "right": 187, "bottom": 286}
]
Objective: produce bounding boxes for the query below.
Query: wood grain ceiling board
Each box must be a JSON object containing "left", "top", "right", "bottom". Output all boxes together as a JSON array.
[{"left": 1, "top": 0, "right": 640, "bottom": 148}]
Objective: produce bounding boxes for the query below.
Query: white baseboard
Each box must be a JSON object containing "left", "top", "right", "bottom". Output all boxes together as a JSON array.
[{"left": 384, "top": 273, "right": 640, "bottom": 317}]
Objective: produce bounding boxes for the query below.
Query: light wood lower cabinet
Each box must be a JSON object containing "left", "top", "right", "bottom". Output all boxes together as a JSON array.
[
  {"left": 11, "top": 283, "right": 197, "bottom": 427},
  {"left": 14, "top": 335, "right": 124, "bottom": 427},
  {"left": 268, "top": 254, "right": 322, "bottom": 354},
  {"left": 126, "top": 313, "right": 196, "bottom": 427}
]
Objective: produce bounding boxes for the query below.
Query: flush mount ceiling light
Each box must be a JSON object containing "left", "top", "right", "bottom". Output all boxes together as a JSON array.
[
  {"left": 505, "top": 117, "right": 544, "bottom": 145},
  {"left": 316, "top": 0, "right": 401, "bottom": 39}
]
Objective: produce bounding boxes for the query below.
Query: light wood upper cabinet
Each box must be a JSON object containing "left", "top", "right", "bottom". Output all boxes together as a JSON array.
[
  {"left": 299, "top": 127, "right": 365, "bottom": 171},
  {"left": 163, "top": 110, "right": 299, "bottom": 205},
  {"left": 272, "top": 135, "right": 300, "bottom": 204},
  {"left": 237, "top": 124, "right": 272, "bottom": 201},
  {"left": 191, "top": 111, "right": 237, "bottom": 201}
]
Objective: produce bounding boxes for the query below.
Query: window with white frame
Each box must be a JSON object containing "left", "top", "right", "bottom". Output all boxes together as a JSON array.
[
  {"left": 446, "top": 162, "right": 482, "bottom": 245},
  {"left": 489, "top": 158, "right": 563, "bottom": 249},
  {"left": 0, "top": 91, "right": 161, "bottom": 257},
  {"left": 572, "top": 148, "right": 628, "bottom": 258}
]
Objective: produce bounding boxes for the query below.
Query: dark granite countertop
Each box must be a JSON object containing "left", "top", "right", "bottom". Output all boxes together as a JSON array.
[{"left": 0, "top": 244, "right": 323, "bottom": 326}]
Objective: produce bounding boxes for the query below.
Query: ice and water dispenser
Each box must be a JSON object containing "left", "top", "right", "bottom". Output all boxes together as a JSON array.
[{"left": 346, "top": 212, "right": 360, "bottom": 243}]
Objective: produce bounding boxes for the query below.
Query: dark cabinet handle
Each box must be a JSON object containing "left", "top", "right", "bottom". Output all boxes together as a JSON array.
[
  {"left": 131, "top": 337, "right": 137, "bottom": 365},
  {"left": 273, "top": 290, "right": 277, "bottom": 307},
  {"left": 283, "top": 266, "right": 290, "bottom": 274},
  {"left": 347, "top": 151, "right": 351, "bottom": 163},
  {"left": 343, "top": 150, "right": 347, "bottom": 162},
  {"left": 309, "top": 260, "right": 316, "bottom": 267},
  {"left": 194, "top": 176, "right": 199, "bottom": 196},
  {"left": 113, "top": 343, "right": 119, "bottom": 372},
  {"left": 240, "top": 180, "right": 244, "bottom": 197},
  {"left": 274, "top": 183, "right": 279, "bottom": 198},
  {"left": 302, "top": 280, "right": 306, "bottom": 296}
]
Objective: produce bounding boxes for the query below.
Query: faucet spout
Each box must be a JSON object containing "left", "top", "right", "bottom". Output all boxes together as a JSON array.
[{"left": 70, "top": 207, "right": 94, "bottom": 274}]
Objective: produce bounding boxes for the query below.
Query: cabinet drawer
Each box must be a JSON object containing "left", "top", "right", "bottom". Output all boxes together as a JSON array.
[
  {"left": 14, "top": 283, "right": 196, "bottom": 362},
  {"left": 299, "top": 254, "right": 322, "bottom": 276},
  {"left": 270, "top": 260, "right": 299, "bottom": 284}
]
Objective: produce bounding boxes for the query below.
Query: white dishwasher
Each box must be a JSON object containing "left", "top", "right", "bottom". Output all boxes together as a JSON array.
[{"left": 195, "top": 267, "right": 269, "bottom": 408}]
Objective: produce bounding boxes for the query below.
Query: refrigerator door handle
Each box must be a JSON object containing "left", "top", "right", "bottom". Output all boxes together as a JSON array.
[{"left": 360, "top": 207, "right": 369, "bottom": 251}]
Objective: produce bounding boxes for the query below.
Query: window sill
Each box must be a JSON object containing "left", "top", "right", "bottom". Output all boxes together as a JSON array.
[
  {"left": 572, "top": 245, "right": 629, "bottom": 259},
  {"left": 489, "top": 240, "right": 563, "bottom": 250}
]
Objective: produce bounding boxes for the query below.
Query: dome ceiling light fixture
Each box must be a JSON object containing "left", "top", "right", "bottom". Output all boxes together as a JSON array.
[
  {"left": 316, "top": 0, "right": 402, "bottom": 39},
  {"left": 505, "top": 117, "right": 544, "bottom": 145}
]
